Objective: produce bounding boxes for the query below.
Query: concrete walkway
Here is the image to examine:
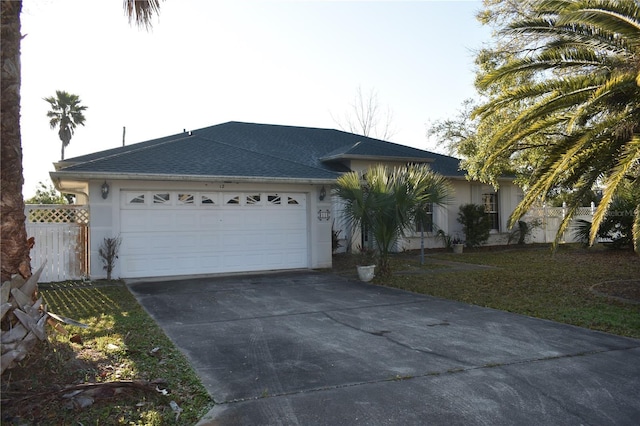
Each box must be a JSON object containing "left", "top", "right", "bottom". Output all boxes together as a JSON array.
[{"left": 127, "top": 271, "right": 640, "bottom": 425}]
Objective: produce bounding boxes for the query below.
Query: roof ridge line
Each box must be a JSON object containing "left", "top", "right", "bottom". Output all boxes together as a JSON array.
[{"left": 194, "top": 132, "right": 343, "bottom": 176}]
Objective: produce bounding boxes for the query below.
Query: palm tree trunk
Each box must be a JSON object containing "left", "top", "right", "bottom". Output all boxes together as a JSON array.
[{"left": 1, "top": 0, "right": 31, "bottom": 283}]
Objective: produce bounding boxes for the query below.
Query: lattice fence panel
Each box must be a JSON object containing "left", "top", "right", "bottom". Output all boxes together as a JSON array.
[{"left": 26, "top": 205, "right": 89, "bottom": 224}]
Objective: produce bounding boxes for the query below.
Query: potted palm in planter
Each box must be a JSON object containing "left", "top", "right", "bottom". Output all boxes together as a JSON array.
[
  {"left": 356, "top": 246, "right": 377, "bottom": 282},
  {"left": 452, "top": 236, "right": 464, "bottom": 254},
  {"left": 335, "top": 164, "right": 452, "bottom": 278}
]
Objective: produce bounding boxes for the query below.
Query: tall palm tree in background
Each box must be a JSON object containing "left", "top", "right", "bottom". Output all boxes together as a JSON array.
[
  {"left": 44, "top": 90, "right": 87, "bottom": 160},
  {"left": 473, "top": 0, "right": 640, "bottom": 251}
]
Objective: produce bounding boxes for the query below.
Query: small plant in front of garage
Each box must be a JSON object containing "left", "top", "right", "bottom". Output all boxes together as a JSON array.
[
  {"left": 98, "top": 236, "right": 122, "bottom": 281},
  {"left": 332, "top": 221, "right": 343, "bottom": 254}
]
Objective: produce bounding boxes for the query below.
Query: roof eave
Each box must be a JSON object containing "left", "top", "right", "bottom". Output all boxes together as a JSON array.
[{"left": 49, "top": 171, "right": 338, "bottom": 185}]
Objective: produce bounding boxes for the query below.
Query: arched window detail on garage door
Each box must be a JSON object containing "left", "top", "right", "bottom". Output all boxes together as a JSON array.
[
  {"left": 201, "top": 194, "right": 216, "bottom": 205},
  {"left": 127, "top": 193, "right": 145, "bottom": 204},
  {"left": 267, "top": 194, "right": 281, "bottom": 205},
  {"left": 246, "top": 194, "right": 261, "bottom": 205},
  {"left": 153, "top": 193, "right": 171, "bottom": 204},
  {"left": 178, "top": 193, "right": 194, "bottom": 205},
  {"left": 287, "top": 196, "right": 300, "bottom": 205},
  {"left": 225, "top": 194, "right": 240, "bottom": 204}
]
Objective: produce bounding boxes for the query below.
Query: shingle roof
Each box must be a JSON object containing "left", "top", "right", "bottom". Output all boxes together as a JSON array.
[{"left": 55, "top": 121, "right": 464, "bottom": 181}]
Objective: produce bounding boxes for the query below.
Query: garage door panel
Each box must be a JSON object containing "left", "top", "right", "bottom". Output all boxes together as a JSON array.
[
  {"left": 173, "top": 254, "right": 199, "bottom": 270},
  {"left": 284, "top": 250, "right": 307, "bottom": 266},
  {"left": 172, "top": 234, "right": 201, "bottom": 250},
  {"left": 199, "top": 233, "right": 222, "bottom": 250},
  {"left": 199, "top": 212, "right": 222, "bottom": 227},
  {"left": 222, "top": 253, "right": 246, "bottom": 268},
  {"left": 198, "top": 254, "right": 221, "bottom": 269},
  {"left": 221, "top": 211, "right": 246, "bottom": 227},
  {"left": 122, "top": 234, "right": 173, "bottom": 254},
  {"left": 121, "top": 211, "right": 148, "bottom": 229},
  {"left": 174, "top": 212, "right": 200, "bottom": 229},
  {"left": 264, "top": 252, "right": 283, "bottom": 265},
  {"left": 120, "top": 191, "right": 308, "bottom": 278},
  {"left": 285, "top": 231, "right": 307, "bottom": 246}
]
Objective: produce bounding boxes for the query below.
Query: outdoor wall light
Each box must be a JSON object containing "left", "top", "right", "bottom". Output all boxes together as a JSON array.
[
  {"left": 319, "top": 186, "right": 326, "bottom": 201},
  {"left": 101, "top": 181, "right": 109, "bottom": 199}
]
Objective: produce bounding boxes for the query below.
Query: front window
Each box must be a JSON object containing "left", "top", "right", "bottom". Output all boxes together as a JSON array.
[
  {"left": 483, "top": 193, "right": 499, "bottom": 231},
  {"left": 414, "top": 203, "right": 433, "bottom": 233}
]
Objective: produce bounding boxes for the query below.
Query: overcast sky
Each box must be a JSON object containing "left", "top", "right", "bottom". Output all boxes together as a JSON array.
[{"left": 20, "top": 0, "right": 491, "bottom": 197}]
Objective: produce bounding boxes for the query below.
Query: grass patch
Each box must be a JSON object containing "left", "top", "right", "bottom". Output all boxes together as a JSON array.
[
  {"left": 1, "top": 281, "right": 212, "bottom": 425},
  {"left": 334, "top": 244, "right": 640, "bottom": 338}
]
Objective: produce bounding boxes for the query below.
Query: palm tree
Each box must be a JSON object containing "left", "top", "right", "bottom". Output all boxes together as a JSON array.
[
  {"left": 0, "top": 0, "right": 162, "bottom": 372},
  {"left": 2, "top": 0, "right": 162, "bottom": 281},
  {"left": 473, "top": 0, "right": 640, "bottom": 252},
  {"left": 44, "top": 90, "right": 87, "bottom": 160},
  {"left": 1, "top": 0, "right": 30, "bottom": 283},
  {"left": 335, "top": 164, "right": 452, "bottom": 277}
]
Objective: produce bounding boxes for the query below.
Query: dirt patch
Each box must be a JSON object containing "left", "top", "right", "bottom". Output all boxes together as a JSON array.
[{"left": 591, "top": 280, "right": 640, "bottom": 304}]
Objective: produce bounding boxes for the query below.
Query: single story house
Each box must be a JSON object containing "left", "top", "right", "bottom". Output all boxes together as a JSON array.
[{"left": 50, "top": 121, "right": 523, "bottom": 280}]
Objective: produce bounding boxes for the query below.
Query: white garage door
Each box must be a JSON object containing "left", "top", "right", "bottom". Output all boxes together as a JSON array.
[{"left": 119, "top": 191, "right": 308, "bottom": 278}]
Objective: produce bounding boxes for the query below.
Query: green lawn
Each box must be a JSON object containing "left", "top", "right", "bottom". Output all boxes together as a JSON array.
[
  {"left": 334, "top": 244, "right": 640, "bottom": 338},
  {"left": 1, "top": 281, "right": 212, "bottom": 425}
]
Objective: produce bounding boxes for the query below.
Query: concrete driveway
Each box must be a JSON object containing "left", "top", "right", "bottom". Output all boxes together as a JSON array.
[{"left": 127, "top": 271, "right": 640, "bottom": 425}]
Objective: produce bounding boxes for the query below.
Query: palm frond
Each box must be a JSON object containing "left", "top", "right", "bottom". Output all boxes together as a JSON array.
[{"left": 590, "top": 135, "right": 640, "bottom": 245}]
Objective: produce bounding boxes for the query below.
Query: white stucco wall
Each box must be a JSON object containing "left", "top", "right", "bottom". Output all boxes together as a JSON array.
[{"left": 399, "top": 178, "right": 525, "bottom": 251}]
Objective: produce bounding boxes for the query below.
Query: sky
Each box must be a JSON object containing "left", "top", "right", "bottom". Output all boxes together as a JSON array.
[{"left": 20, "top": 0, "right": 492, "bottom": 198}]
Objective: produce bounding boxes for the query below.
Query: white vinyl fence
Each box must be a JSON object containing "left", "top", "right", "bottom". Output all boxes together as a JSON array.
[
  {"left": 25, "top": 205, "right": 89, "bottom": 283},
  {"left": 522, "top": 203, "right": 595, "bottom": 244}
]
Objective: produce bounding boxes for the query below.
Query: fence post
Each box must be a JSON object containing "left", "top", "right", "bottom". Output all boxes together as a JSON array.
[{"left": 543, "top": 202, "right": 548, "bottom": 243}]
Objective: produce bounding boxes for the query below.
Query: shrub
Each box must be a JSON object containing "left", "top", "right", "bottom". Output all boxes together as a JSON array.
[
  {"left": 573, "top": 196, "right": 636, "bottom": 249},
  {"left": 507, "top": 219, "right": 540, "bottom": 245},
  {"left": 457, "top": 203, "right": 491, "bottom": 248},
  {"left": 98, "top": 236, "right": 122, "bottom": 280}
]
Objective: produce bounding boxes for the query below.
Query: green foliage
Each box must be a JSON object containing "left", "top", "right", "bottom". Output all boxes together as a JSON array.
[
  {"left": 470, "top": 0, "right": 640, "bottom": 252},
  {"left": 574, "top": 185, "right": 638, "bottom": 249},
  {"left": 457, "top": 204, "right": 491, "bottom": 248},
  {"left": 98, "top": 236, "right": 122, "bottom": 280},
  {"left": 435, "top": 229, "right": 453, "bottom": 249},
  {"left": 507, "top": 219, "right": 540, "bottom": 245},
  {"left": 25, "top": 181, "right": 69, "bottom": 204},
  {"left": 573, "top": 219, "right": 592, "bottom": 246},
  {"left": 335, "top": 164, "right": 452, "bottom": 276},
  {"left": 597, "top": 199, "right": 635, "bottom": 249},
  {"left": 356, "top": 245, "right": 377, "bottom": 266},
  {"left": 331, "top": 222, "right": 342, "bottom": 254},
  {"left": 2, "top": 283, "right": 211, "bottom": 424}
]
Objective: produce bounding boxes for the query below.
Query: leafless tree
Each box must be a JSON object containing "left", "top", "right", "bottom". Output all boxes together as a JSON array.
[{"left": 332, "top": 86, "right": 396, "bottom": 141}]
